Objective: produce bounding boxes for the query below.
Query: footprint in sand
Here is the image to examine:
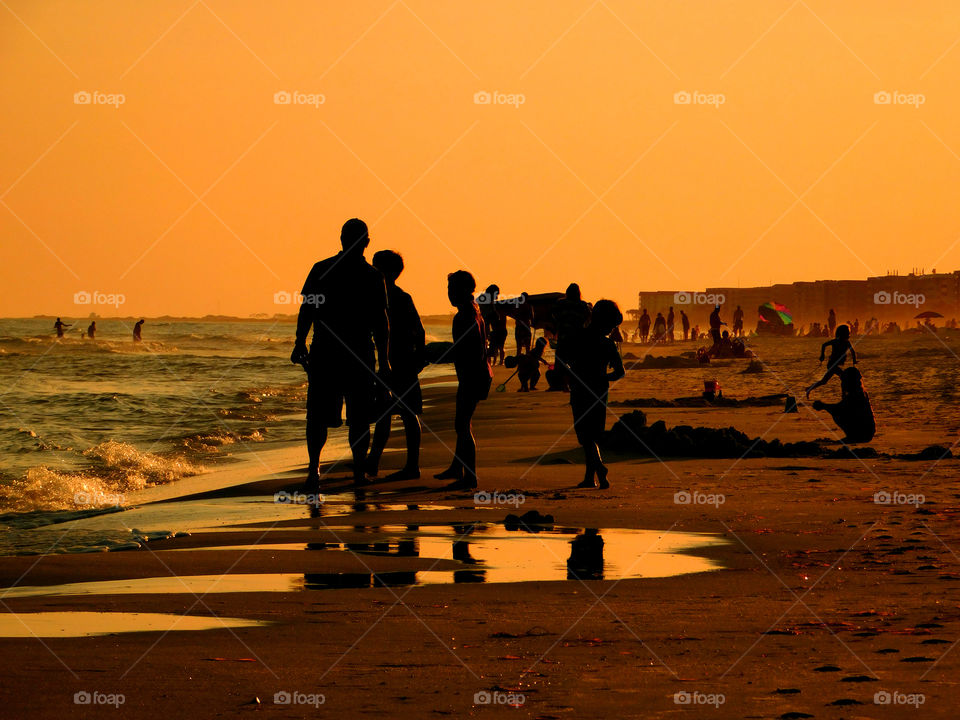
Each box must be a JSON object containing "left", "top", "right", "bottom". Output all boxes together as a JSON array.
[
  {"left": 773, "top": 688, "right": 800, "bottom": 695},
  {"left": 780, "top": 713, "right": 814, "bottom": 719},
  {"left": 921, "top": 638, "right": 950, "bottom": 645},
  {"left": 813, "top": 665, "right": 841, "bottom": 672},
  {"left": 901, "top": 656, "right": 936, "bottom": 662},
  {"left": 841, "top": 675, "right": 877, "bottom": 682},
  {"left": 875, "top": 648, "right": 899, "bottom": 654},
  {"left": 828, "top": 698, "right": 862, "bottom": 705}
]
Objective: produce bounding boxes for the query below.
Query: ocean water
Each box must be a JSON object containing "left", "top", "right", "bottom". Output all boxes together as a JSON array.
[{"left": 0, "top": 317, "right": 453, "bottom": 518}]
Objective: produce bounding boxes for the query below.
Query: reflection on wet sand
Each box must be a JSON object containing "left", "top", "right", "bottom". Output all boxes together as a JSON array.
[{"left": 0, "top": 525, "right": 728, "bottom": 598}]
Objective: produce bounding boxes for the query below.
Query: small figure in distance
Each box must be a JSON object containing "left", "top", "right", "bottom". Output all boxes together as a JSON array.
[
  {"left": 666, "top": 306, "right": 675, "bottom": 344},
  {"left": 806, "top": 324, "right": 857, "bottom": 399},
  {"left": 708, "top": 304, "right": 725, "bottom": 349},
  {"left": 87, "top": 321, "right": 96, "bottom": 339},
  {"left": 681, "top": 309, "right": 690, "bottom": 341},
  {"left": 366, "top": 250, "right": 425, "bottom": 481},
  {"left": 732, "top": 305, "right": 744, "bottom": 337},
  {"left": 133, "top": 319, "right": 144, "bottom": 342},
  {"left": 638, "top": 308, "right": 651, "bottom": 343},
  {"left": 812, "top": 366, "right": 875, "bottom": 443},
  {"left": 652, "top": 312, "right": 666, "bottom": 344},
  {"left": 514, "top": 292, "right": 534, "bottom": 355},
  {"left": 53, "top": 317, "right": 71, "bottom": 338},
  {"left": 518, "top": 337, "right": 549, "bottom": 391},
  {"left": 434, "top": 271, "right": 493, "bottom": 490},
  {"left": 568, "top": 299, "right": 625, "bottom": 490}
]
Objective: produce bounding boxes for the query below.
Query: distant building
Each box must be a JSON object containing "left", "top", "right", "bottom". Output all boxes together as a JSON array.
[{"left": 638, "top": 271, "right": 960, "bottom": 333}]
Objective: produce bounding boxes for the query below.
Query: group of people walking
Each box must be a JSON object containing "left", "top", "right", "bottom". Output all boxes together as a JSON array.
[{"left": 292, "top": 219, "right": 626, "bottom": 492}]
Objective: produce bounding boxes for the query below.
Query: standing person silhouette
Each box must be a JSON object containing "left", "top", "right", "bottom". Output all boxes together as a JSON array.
[
  {"left": 827, "top": 308, "right": 837, "bottom": 336},
  {"left": 732, "top": 305, "right": 744, "bottom": 337},
  {"left": 514, "top": 292, "right": 534, "bottom": 355},
  {"left": 480, "top": 285, "right": 508, "bottom": 366},
  {"left": 435, "top": 271, "right": 493, "bottom": 489},
  {"left": 680, "top": 310, "right": 690, "bottom": 341},
  {"left": 53, "top": 318, "right": 71, "bottom": 338},
  {"left": 366, "top": 250, "right": 425, "bottom": 481},
  {"left": 568, "top": 300, "right": 625, "bottom": 489},
  {"left": 709, "top": 305, "right": 724, "bottom": 348},
  {"left": 666, "top": 307, "right": 675, "bottom": 343},
  {"left": 87, "top": 321, "right": 96, "bottom": 339},
  {"left": 552, "top": 283, "right": 591, "bottom": 391},
  {"left": 133, "top": 319, "right": 144, "bottom": 342},
  {"left": 291, "top": 219, "right": 391, "bottom": 489},
  {"left": 638, "top": 309, "right": 650, "bottom": 343},
  {"left": 652, "top": 312, "right": 666, "bottom": 343}
]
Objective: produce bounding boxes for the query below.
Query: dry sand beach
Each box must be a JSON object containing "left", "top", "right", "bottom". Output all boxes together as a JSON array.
[{"left": 2, "top": 336, "right": 959, "bottom": 719}]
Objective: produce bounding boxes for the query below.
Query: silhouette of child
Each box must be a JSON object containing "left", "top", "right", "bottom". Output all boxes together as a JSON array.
[
  {"left": 435, "top": 271, "right": 493, "bottom": 489},
  {"left": 806, "top": 324, "right": 857, "bottom": 398},
  {"left": 567, "top": 300, "right": 625, "bottom": 489},
  {"left": 518, "top": 337, "right": 549, "bottom": 391},
  {"left": 813, "top": 366, "right": 875, "bottom": 443},
  {"left": 366, "top": 250, "right": 425, "bottom": 481}
]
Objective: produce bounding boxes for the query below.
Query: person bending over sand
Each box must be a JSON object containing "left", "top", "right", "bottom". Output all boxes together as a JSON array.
[
  {"left": 366, "top": 250, "right": 425, "bottom": 481},
  {"left": 518, "top": 337, "right": 549, "bottom": 391},
  {"left": 806, "top": 324, "right": 856, "bottom": 399},
  {"left": 813, "top": 366, "right": 875, "bottom": 443},
  {"left": 568, "top": 299, "right": 625, "bottom": 489},
  {"left": 435, "top": 271, "right": 493, "bottom": 490}
]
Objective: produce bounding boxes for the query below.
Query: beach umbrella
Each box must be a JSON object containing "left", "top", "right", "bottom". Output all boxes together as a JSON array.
[
  {"left": 915, "top": 310, "right": 944, "bottom": 319},
  {"left": 758, "top": 301, "right": 792, "bottom": 325}
]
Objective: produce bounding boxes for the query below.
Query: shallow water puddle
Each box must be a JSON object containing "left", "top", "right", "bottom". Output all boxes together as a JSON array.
[
  {"left": 0, "top": 611, "right": 268, "bottom": 637},
  {"left": 1, "top": 526, "right": 728, "bottom": 596}
]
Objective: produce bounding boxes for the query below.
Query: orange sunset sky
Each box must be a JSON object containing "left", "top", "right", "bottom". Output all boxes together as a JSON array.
[{"left": 3, "top": 1, "right": 960, "bottom": 317}]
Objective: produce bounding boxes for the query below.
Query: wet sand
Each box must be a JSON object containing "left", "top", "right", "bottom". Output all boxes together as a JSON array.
[{"left": 1, "top": 348, "right": 959, "bottom": 718}]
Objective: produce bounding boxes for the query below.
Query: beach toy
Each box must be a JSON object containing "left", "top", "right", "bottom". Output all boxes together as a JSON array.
[{"left": 496, "top": 368, "right": 520, "bottom": 392}]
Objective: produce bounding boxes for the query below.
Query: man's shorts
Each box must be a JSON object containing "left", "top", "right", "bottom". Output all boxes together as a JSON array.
[{"left": 307, "top": 350, "right": 376, "bottom": 428}]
